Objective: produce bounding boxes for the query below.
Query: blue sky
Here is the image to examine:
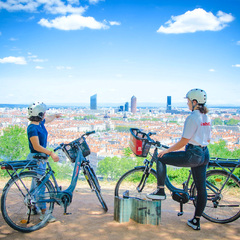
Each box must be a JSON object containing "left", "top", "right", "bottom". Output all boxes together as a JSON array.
[{"left": 0, "top": 0, "right": 240, "bottom": 107}]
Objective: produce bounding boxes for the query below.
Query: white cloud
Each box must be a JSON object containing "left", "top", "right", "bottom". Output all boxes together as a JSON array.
[
  {"left": 38, "top": 14, "right": 109, "bottom": 30},
  {"left": 56, "top": 66, "right": 72, "bottom": 70},
  {"left": 0, "top": 0, "right": 86, "bottom": 15},
  {"left": 109, "top": 21, "right": 121, "bottom": 26},
  {"left": 209, "top": 69, "right": 215, "bottom": 72},
  {"left": 9, "top": 37, "right": 18, "bottom": 41},
  {"left": 35, "top": 66, "right": 44, "bottom": 69},
  {"left": 237, "top": 41, "right": 240, "bottom": 45},
  {"left": 0, "top": 56, "right": 27, "bottom": 65},
  {"left": 157, "top": 8, "right": 234, "bottom": 34},
  {"left": 232, "top": 64, "right": 240, "bottom": 67},
  {"left": 89, "top": 0, "right": 104, "bottom": 4}
]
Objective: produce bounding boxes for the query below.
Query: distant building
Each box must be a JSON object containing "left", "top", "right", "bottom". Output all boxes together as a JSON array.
[
  {"left": 131, "top": 96, "right": 137, "bottom": 114},
  {"left": 119, "top": 106, "right": 124, "bottom": 112},
  {"left": 125, "top": 102, "right": 129, "bottom": 112},
  {"left": 90, "top": 94, "right": 97, "bottom": 110},
  {"left": 167, "top": 96, "right": 172, "bottom": 111}
]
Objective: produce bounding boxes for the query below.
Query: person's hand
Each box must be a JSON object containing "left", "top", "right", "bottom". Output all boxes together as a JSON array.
[
  {"left": 158, "top": 149, "right": 169, "bottom": 158},
  {"left": 50, "top": 152, "right": 59, "bottom": 162},
  {"left": 55, "top": 113, "right": 62, "bottom": 118}
]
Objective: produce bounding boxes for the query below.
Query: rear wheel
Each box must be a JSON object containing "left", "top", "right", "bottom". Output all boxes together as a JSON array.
[
  {"left": 1, "top": 171, "right": 55, "bottom": 232},
  {"left": 191, "top": 170, "right": 240, "bottom": 223}
]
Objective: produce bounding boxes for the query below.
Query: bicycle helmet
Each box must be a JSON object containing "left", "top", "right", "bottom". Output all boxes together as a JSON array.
[
  {"left": 28, "top": 102, "right": 47, "bottom": 119},
  {"left": 186, "top": 89, "right": 207, "bottom": 105}
]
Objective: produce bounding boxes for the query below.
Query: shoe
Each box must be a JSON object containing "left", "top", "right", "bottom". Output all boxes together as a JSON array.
[
  {"left": 146, "top": 188, "right": 166, "bottom": 200},
  {"left": 40, "top": 211, "right": 56, "bottom": 223},
  {"left": 27, "top": 206, "right": 41, "bottom": 215},
  {"left": 187, "top": 218, "right": 200, "bottom": 230}
]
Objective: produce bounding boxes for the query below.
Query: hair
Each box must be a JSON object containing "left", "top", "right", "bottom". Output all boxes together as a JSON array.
[
  {"left": 28, "top": 116, "right": 42, "bottom": 122},
  {"left": 196, "top": 104, "right": 209, "bottom": 114}
]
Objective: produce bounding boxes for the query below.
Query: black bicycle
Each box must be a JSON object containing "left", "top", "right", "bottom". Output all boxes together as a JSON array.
[
  {"left": 115, "top": 128, "right": 240, "bottom": 224},
  {"left": 0, "top": 131, "right": 108, "bottom": 233}
]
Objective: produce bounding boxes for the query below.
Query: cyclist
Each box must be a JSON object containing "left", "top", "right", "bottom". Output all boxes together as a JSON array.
[
  {"left": 147, "top": 89, "right": 211, "bottom": 230},
  {"left": 27, "top": 101, "right": 61, "bottom": 222}
]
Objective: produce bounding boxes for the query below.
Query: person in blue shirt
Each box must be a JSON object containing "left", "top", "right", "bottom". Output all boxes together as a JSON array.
[
  {"left": 147, "top": 89, "right": 211, "bottom": 231},
  {"left": 27, "top": 102, "right": 61, "bottom": 222}
]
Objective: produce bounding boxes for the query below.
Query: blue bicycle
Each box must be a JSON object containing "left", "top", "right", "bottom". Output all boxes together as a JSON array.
[
  {"left": 115, "top": 128, "right": 240, "bottom": 224},
  {"left": 0, "top": 131, "right": 108, "bottom": 233}
]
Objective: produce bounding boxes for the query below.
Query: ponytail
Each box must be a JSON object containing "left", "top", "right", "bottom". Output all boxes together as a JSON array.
[{"left": 197, "top": 104, "right": 209, "bottom": 114}]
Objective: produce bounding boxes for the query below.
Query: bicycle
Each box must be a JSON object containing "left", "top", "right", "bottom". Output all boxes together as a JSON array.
[
  {"left": 115, "top": 128, "right": 240, "bottom": 224},
  {"left": 0, "top": 131, "right": 108, "bottom": 233}
]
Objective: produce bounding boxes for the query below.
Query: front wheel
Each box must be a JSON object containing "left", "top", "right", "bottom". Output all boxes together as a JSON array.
[
  {"left": 1, "top": 171, "right": 55, "bottom": 233},
  {"left": 115, "top": 167, "right": 157, "bottom": 200},
  {"left": 85, "top": 166, "right": 108, "bottom": 212},
  {"left": 191, "top": 169, "right": 240, "bottom": 223}
]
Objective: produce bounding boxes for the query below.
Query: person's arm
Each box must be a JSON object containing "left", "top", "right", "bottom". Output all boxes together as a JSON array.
[
  {"left": 158, "top": 137, "right": 190, "bottom": 158},
  {"left": 45, "top": 113, "right": 62, "bottom": 124},
  {"left": 29, "top": 136, "right": 59, "bottom": 162}
]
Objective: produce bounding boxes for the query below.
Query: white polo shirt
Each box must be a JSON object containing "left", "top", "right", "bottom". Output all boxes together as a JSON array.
[{"left": 182, "top": 110, "right": 211, "bottom": 147}]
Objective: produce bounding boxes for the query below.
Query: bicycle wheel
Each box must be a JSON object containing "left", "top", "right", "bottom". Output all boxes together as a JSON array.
[
  {"left": 191, "top": 169, "right": 240, "bottom": 223},
  {"left": 1, "top": 171, "right": 55, "bottom": 232},
  {"left": 85, "top": 166, "right": 108, "bottom": 212},
  {"left": 115, "top": 167, "right": 157, "bottom": 200}
]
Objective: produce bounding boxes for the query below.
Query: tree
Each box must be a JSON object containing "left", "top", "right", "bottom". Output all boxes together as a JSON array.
[
  {"left": 212, "top": 118, "right": 223, "bottom": 125},
  {"left": 0, "top": 125, "right": 29, "bottom": 161}
]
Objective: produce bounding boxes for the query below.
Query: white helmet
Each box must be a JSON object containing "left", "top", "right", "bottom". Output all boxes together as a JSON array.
[
  {"left": 186, "top": 89, "right": 207, "bottom": 104},
  {"left": 28, "top": 102, "right": 47, "bottom": 119}
]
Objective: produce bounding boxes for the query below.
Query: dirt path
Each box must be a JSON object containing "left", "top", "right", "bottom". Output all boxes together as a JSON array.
[{"left": 0, "top": 180, "right": 239, "bottom": 240}]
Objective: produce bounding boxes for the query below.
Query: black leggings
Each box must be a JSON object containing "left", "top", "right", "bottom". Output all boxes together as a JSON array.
[{"left": 156, "top": 144, "right": 210, "bottom": 217}]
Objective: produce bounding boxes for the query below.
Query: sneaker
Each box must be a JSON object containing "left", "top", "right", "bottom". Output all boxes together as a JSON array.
[
  {"left": 187, "top": 218, "right": 200, "bottom": 230},
  {"left": 146, "top": 188, "right": 166, "bottom": 200},
  {"left": 40, "top": 211, "right": 56, "bottom": 223},
  {"left": 27, "top": 206, "right": 41, "bottom": 215}
]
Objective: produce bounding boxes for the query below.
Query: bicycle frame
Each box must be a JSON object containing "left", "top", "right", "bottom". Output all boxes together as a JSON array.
[{"left": 30, "top": 148, "right": 87, "bottom": 215}]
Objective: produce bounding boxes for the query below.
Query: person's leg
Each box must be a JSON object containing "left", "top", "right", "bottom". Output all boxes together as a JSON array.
[
  {"left": 187, "top": 163, "right": 208, "bottom": 230},
  {"left": 147, "top": 150, "right": 191, "bottom": 200}
]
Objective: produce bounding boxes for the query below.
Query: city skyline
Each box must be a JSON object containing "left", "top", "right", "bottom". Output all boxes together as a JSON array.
[{"left": 0, "top": 1, "right": 240, "bottom": 106}]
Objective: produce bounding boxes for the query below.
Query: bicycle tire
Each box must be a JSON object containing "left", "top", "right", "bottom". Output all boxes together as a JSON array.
[
  {"left": 85, "top": 166, "right": 108, "bottom": 212},
  {"left": 191, "top": 169, "right": 240, "bottom": 223},
  {"left": 115, "top": 167, "right": 157, "bottom": 200},
  {"left": 1, "top": 171, "right": 55, "bottom": 233}
]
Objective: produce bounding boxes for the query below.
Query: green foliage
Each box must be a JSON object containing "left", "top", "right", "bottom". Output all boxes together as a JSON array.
[
  {"left": 224, "top": 118, "right": 240, "bottom": 126},
  {"left": 48, "top": 158, "right": 73, "bottom": 180},
  {"left": 115, "top": 126, "right": 131, "bottom": 132},
  {"left": 97, "top": 156, "right": 143, "bottom": 180},
  {"left": 0, "top": 125, "right": 29, "bottom": 161},
  {"left": 74, "top": 115, "right": 98, "bottom": 120},
  {"left": 167, "top": 167, "right": 191, "bottom": 184},
  {"left": 212, "top": 118, "right": 223, "bottom": 125}
]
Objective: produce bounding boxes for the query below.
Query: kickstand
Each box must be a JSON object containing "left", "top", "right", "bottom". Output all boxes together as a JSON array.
[
  {"left": 63, "top": 197, "right": 72, "bottom": 215},
  {"left": 177, "top": 201, "right": 184, "bottom": 216}
]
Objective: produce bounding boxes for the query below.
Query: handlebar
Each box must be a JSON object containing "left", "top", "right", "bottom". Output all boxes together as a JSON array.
[
  {"left": 53, "top": 130, "right": 95, "bottom": 152},
  {"left": 130, "top": 128, "right": 169, "bottom": 149}
]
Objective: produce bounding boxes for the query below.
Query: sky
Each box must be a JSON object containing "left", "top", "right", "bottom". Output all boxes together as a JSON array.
[{"left": 0, "top": 0, "right": 240, "bottom": 107}]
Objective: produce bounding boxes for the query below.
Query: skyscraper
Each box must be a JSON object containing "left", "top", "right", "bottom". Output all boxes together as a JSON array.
[
  {"left": 167, "top": 96, "right": 172, "bottom": 111},
  {"left": 90, "top": 94, "right": 97, "bottom": 110},
  {"left": 131, "top": 96, "right": 137, "bottom": 114},
  {"left": 125, "top": 102, "right": 129, "bottom": 112}
]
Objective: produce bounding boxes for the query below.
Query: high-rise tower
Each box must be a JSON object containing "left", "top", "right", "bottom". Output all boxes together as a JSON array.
[
  {"left": 167, "top": 96, "right": 172, "bottom": 111},
  {"left": 90, "top": 94, "right": 97, "bottom": 110},
  {"left": 125, "top": 102, "right": 129, "bottom": 112},
  {"left": 131, "top": 96, "right": 137, "bottom": 114}
]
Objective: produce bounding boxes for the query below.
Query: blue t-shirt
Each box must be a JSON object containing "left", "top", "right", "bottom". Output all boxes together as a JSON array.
[{"left": 27, "top": 119, "right": 48, "bottom": 153}]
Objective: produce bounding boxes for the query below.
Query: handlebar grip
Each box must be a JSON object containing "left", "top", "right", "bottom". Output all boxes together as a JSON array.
[
  {"left": 86, "top": 130, "right": 95, "bottom": 136},
  {"left": 54, "top": 145, "right": 63, "bottom": 152}
]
